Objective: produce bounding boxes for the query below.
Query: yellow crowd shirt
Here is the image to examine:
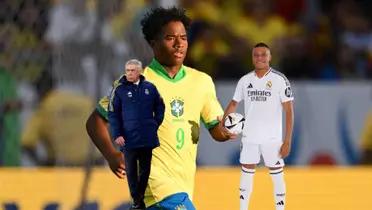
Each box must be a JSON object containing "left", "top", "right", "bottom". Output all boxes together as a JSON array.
[
  {"left": 22, "top": 90, "right": 101, "bottom": 165},
  {"left": 361, "top": 111, "right": 372, "bottom": 150},
  {"left": 97, "top": 59, "right": 223, "bottom": 206}
]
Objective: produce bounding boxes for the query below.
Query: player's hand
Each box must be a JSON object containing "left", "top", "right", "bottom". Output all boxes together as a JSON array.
[
  {"left": 108, "top": 151, "right": 126, "bottom": 179},
  {"left": 114, "top": 136, "right": 125, "bottom": 146},
  {"left": 279, "top": 141, "right": 291, "bottom": 158},
  {"left": 217, "top": 116, "right": 238, "bottom": 140}
]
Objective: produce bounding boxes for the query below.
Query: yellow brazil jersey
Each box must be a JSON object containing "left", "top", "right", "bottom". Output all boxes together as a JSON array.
[{"left": 97, "top": 59, "right": 223, "bottom": 206}]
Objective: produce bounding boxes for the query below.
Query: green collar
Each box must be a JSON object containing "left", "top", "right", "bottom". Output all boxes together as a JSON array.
[{"left": 148, "top": 59, "right": 186, "bottom": 82}]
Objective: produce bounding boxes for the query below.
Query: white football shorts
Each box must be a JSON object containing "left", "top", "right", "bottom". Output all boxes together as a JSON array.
[{"left": 239, "top": 141, "right": 285, "bottom": 167}]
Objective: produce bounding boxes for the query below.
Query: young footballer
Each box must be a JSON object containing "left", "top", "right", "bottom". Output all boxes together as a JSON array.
[
  {"left": 223, "top": 42, "right": 294, "bottom": 210},
  {"left": 86, "top": 7, "right": 235, "bottom": 210}
]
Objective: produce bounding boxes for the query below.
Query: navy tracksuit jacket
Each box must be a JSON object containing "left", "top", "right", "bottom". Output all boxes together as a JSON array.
[{"left": 108, "top": 75, "right": 165, "bottom": 151}]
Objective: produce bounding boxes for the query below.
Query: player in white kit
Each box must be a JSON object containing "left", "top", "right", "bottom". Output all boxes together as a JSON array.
[{"left": 223, "top": 43, "right": 294, "bottom": 210}]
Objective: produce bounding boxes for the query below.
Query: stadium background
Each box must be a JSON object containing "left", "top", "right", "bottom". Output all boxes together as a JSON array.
[{"left": 0, "top": 0, "right": 371, "bottom": 209}]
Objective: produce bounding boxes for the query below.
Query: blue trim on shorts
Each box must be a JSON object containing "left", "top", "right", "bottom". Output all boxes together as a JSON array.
[{"left": 147, "top": 192, "right": 195, "bottom": 210}]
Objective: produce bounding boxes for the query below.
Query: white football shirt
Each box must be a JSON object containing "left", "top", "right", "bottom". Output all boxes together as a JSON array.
[{"left": 233, "top": 68, "right": 294, "bottom": 144}]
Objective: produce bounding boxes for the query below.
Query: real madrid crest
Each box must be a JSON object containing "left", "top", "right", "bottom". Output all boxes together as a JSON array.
[
  {"left": 145, "top": 88, "right": 149, "bottom": 95},
  {"left": 266, "top": 81, "right": 272, "bottom": 90},
  {"left": 127, "top": 91, "right": 132, "bottom": 97}
]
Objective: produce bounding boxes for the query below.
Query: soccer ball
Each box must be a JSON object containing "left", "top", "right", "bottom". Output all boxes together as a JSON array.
[{"left": 224, "top": 113, "right": 245, "bottom": 134}]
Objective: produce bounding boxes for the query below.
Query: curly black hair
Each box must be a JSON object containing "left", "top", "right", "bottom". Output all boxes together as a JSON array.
[{"left": 140, "top": 7, "right": 191, "bottom": 45}]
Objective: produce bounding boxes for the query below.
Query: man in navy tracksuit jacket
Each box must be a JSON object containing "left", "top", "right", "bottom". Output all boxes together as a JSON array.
[{"left": 108, "top": 59, "right": 165, "bottom": 210}]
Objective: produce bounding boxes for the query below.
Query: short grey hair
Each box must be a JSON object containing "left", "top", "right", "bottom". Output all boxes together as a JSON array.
[{"left": 125, "top": 59, "right": 143, "bottom": 71}]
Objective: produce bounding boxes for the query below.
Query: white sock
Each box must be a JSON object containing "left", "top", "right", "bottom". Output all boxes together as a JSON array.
[
  {"left": 240, "top": 167, "right": 255, "bottom": 210},
  {"left": 270, "top": 168, "right": 286, "bottom": 210}
]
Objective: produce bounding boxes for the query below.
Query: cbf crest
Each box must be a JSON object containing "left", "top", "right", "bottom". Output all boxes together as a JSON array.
[{"left": 170, "top": 97, "right": 184, "bottom": 118}]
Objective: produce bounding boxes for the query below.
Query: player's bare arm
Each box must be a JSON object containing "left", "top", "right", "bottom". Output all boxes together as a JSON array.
[
  {"left": 223, "top": 100, "right": 239, "bottom": 120},
  {"left": 280, "top": 100, "right": 294, "bottom": 158},
  {"left": 86, "top": 110, "right": 126, "bottom": 178}
]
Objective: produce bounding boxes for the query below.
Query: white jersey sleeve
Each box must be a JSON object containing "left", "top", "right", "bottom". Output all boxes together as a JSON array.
[
  {"left": 232, "top": 76, "right": 245, "bottom": 102},
  {"left": 279, "top": 75, "right": 294, "bottom": 103}
]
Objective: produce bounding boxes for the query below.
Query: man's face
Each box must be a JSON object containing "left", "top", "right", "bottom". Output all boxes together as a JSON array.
[
  {"left": 152, "top": 21, "right": 188, "bottom": 67},
  {"left": 252, "top": 47, "right": 271, "bottom": 70},
  {"left": 125, "top": 64, "right": 141, "bottom": 82}
]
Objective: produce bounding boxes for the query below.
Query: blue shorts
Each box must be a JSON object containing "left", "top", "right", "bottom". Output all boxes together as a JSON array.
[{"left": 147, "top": 192, "right": 196, "bottom": 210}]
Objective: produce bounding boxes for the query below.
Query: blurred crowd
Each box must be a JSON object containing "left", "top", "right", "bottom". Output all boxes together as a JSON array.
[
  {"left": 182, "top": 0, "right": 372, "bottom": 79},
  {"left": 0, "top": 0, "right": 371, "bottom": 167}
]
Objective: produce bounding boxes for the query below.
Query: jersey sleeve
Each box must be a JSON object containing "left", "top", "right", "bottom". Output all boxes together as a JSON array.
[
  {"left": 279, "top": 75, "right": 294, "bottom": 103},
  {"left": 201, "top": 76, "right": 224, "bottom": 129},
  {"left": 232, "top": 77, "right": 245, "bottom": 103},
  {"left": 95, "top": 77, "right": 123, "bottom": 121},
  {"left": 96, "top": 96, "right": 109, "bottom": 121}
]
